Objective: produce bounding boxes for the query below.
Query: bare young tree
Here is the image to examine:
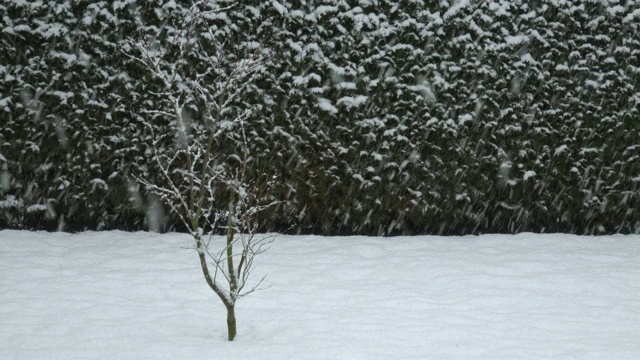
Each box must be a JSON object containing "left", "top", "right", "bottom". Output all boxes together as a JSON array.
[{"left": 122, "top": 1, "right": 275, "bottom": 341}]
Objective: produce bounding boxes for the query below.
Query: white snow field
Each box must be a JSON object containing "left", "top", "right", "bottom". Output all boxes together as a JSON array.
[{"left": 1, "top": 230, "right": 639, "bottom": 359}]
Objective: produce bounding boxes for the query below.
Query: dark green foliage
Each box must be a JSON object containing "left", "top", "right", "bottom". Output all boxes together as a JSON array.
[{"left": 1, "top": 0, "right": 639, "bottom": 235}]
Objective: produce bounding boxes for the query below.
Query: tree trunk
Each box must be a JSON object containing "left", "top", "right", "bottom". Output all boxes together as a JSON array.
[{"left": 226, "top": 304, "right": 237, "bottom": 341}]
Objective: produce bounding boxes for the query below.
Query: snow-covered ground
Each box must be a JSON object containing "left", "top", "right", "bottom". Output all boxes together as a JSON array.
[{"left": 1, "top": 230, "right": 639, "bottom": 359}]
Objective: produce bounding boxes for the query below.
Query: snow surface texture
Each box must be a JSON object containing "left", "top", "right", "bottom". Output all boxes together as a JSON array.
[{"left": 1, "top": 231, "right": 639, "bottom": 359}]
